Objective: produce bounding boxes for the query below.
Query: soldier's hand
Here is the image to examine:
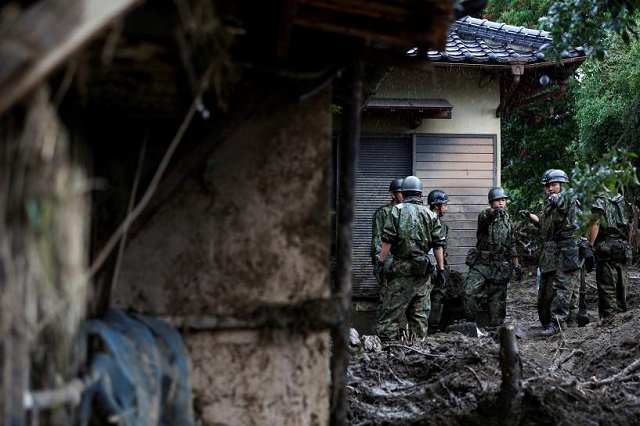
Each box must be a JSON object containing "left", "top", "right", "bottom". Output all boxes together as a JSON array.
[
  {"left": 493, "top": 207, "right": 505, "bottom": 219},
  {"left": 519, "top": 209, "right": 530, "bottom": 220},
  {"left": 373, "top": 259, "right": 385, "bottom": 283},
  {"left": 547, "top": 193, "right": 561, "bottom": 206},
  {"left": 584, "top": 254, "right": 596, "bottom": 274},
  {"left": 514, "top": 265, "right": 523, "bottom": 282},
  {"left": 436, "top": 269, "right": 449, "bottom": 288}
]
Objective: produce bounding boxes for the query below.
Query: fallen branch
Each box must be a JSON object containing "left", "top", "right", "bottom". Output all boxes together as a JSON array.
[
  {"left": 384, "top": 344, "right": 445, "bottom": 357},
  {"left": 465, "top": 366, "right": 484, "bottom": 392},
  {"left": 584, "top": 358, "right": 640, "bottom": 388},
  {"left": 551, "top": 349, "right": 577, "bottom": 372}
]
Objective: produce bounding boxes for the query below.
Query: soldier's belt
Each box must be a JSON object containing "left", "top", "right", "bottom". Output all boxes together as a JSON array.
[
  {"left": 544, "top": 240, "right": 574, "bottom": 249},
  {"left": 479, "top": 250, "right": 508, "bottom": 262}
]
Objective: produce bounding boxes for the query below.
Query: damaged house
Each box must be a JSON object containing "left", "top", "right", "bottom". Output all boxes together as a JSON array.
[
  {"left": 348, "top": 16, "right": 585, "bottom": 331},
  {"left": 0, "top": 0, "right": 584, "bottom": 425}
]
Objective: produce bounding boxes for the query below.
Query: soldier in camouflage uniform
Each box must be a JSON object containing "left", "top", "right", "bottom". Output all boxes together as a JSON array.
[
  {"left": 520, "top": 169, "right": 581, "bottom": 337},
  {"left": 371, "top": 178, "right": 404, "bottom": 301},
  {"left": 463, "top": 187, "right": 522, "bottom": 330},
  {"left": 376, "top": 176, "right": 447, "bottom": 342},
  {"left": 427, "top": 189, "right": 449, "bottom": 333},
  {"left": 588, "top": 188, "right": 634, "bottom": 319}
]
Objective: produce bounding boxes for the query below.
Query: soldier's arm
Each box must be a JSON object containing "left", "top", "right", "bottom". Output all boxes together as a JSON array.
[
  {"left": 379, "top": 242, "right": 392, "bottom": 262},
  {"left": 370, "top": 209, "right": 383, "bottom": 261},
  {"left": 589, "top": 220, "right": 600, "bottom": 246},
  {"left": 433, "top": 246, "right": 445, "bottom": 271}
]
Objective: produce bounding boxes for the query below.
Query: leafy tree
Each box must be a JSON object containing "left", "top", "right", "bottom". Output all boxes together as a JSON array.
[
  {"left": 572, "top": 30, "right": 640, "bottom": 164},
  {"left": 483, "top": 0, "right": 555, "bottom": 27},
  {"left": 500, "top": 89, "right": 579, "bottom": 213},
  {"left": 485, "top": 1, "right": 640, "bottom": 215},
  {"left": 541, "top": 0, "right": 639, "bottom": 60}
]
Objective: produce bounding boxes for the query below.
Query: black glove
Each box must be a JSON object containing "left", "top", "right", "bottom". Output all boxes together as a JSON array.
[
  {"left": 514, "top": 265, "right": 523, "bottom": 282},
  {"left": 519, "top": 209, "right": 530, "bottom": 220},
  {"left": 547, "top": 193, "right": 561, "bottom": 206},
  {"left": 584, "top": 248, "right": 596, "bottom": 274},
  {"left": 493, "top": 207, "right": 505, "bottom": 219},
  {"left": 373, "top": 259, "right": 385, "bottom": 283},
  {"left": 436, "top": 269, "right": 449, "bottom": 288}
]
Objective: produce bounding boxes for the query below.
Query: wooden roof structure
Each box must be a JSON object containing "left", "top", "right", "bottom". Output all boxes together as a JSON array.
[{"left": 0, "top": 0, "right": 484, "bottom": 118}]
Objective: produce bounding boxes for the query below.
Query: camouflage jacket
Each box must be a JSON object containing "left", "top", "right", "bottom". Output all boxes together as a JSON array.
[
  {"left": 441, "top": 220, "right": 449, "bottom": 250},
  {"left": 539, "top": 190, "right": 580, "bottom": 244},
  {"left": 591, "top": 193, "right": 632, "bottom": 241},
  {"left": 441, "top": 220, "right": 449, "bottom": 264},
  {"left": 382, "top": 196, "right": 445, "bottom": 260},
  {"left": 538, "top": 190, "right": 581, "bottom": 273},
  {"left": 370, "top": 202, "right": 394, "bottom": 262},
  {"left": 475, "top": 207, "right": 517, "bottom": 259}
]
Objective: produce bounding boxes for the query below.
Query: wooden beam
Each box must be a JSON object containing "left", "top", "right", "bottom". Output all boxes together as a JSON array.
[{"left": 0, "top": 0, "right": 145, "bottom": 116}]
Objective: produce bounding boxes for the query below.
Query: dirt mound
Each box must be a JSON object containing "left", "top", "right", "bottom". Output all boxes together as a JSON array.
[{"left": 347, "top": 267, "right": 640, "bottom": 425}]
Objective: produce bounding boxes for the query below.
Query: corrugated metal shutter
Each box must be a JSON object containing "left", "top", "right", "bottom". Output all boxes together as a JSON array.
[{"left": 352, "top": 135, "right": 412, "bottom": 298}]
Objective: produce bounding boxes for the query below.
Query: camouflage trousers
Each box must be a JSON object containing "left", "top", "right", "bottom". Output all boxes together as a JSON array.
[
  {"left": 567, "top": 270, "right": 583, "bottom": 322},
  {"left": 596, "top": 257, "right": 629, "bottom": 318},
  {"left": 376, "top": 274, "right": 433, "bottom": 341},
  {"left": 463, "top": 264, "right": 508, "bottom": 327},
  {"left": 538, "top": 268, "right": 580, "bottom": 328}
]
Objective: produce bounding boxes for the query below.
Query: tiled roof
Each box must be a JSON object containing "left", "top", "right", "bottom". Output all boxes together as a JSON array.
[{"left": 408, "top": 16, "right": 586, "bottom": 64}]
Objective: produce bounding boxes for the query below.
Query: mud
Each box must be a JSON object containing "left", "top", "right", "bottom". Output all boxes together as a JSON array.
[{"left": 347, "top": 267, "right": 640, "bottom": 425}]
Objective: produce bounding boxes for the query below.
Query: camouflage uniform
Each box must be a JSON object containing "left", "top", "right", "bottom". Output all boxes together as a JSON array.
[
  {"left": 371, "top": 202, "right": 395, "bottom": 300},
  {"left": 463, "top": 208, "right": 518, "bottom": 327},
  {"left": 376, "top": 196, "right": 445, "bottom": 341},
  {"left": 592, "top": 193, "right": 633, "bottom": 318},
  {"left": 429, "top": 220, "right": 449, "bottom": 331},
  {"left": 537, "top": 191, "right": 581, "bottom": 329}
]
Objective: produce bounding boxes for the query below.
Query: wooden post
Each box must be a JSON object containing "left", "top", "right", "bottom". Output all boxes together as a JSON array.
[
  {"left": 1, "top": 87, "right": 89, "bottom": 425},
  {"left": 498, "top": 324, "right": 523, "bottom": 425},
  {"left": 330, "top": 58, "right": 363, "bottom": 426}
]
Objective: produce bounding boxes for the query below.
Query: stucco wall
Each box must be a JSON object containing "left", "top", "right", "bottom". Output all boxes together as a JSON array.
[
  {"left": 112, "top": 83, "right": 333, "bottom": 425},
  {"left": 363, "top": 66, "right": 502, "bottom": 179}
]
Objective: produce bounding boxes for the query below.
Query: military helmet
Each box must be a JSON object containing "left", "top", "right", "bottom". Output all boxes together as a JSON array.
[
  {"left": 427, "top": 189, "right": 448, "bottom": 206},
  {"left": 401, "top": 175, "right": 423, "bottom": 193},
  {"left": 488, "top": 187, "right": 509, "bottom": 202},
  {"left": 541, "top": 169, "right": 569, "bottom": 184},
  {"left": 389, "top": 178, "right": 404, "bottom": 192}
]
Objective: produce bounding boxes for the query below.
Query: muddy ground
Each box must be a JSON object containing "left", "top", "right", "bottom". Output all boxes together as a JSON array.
[{"left": 347, "top": 267, "right": 640, "bottom": 425}]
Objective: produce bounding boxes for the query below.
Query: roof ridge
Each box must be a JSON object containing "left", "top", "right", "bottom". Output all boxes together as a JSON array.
[{"left": 452, "top": 16, "right": 552, "bottom": 48}]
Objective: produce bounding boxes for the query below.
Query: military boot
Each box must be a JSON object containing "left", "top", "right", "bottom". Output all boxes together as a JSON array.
[
  {"left": 428, "top": 302, "right": 444, "bottom": 334},
  {"left": 540, "top": 324, "right": 558, "bottom": 337}
]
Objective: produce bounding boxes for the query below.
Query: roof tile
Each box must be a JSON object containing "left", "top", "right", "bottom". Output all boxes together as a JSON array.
[{"left": 408, "top": 16, "right": 585, "bottom": 64}]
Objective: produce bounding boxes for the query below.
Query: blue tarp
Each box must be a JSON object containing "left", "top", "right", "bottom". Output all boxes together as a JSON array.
[{"left": 79, "top": 310, "right": 195, "bottom": 426}]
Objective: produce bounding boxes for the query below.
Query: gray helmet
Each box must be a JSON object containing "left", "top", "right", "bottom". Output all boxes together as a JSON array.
[
  {"left": 541, "top": 169, "right": 569, "bottom": 184},
  {"left": 389, "top": 178, "right": 404, "bottom": 192},
  {"left": 427, "top": 189, "right": 448, "bottom": 206},
  {"left": 488, "top": 187, "right": 509, "bottom": 202},
  {"left": 401, "top": 175, "right": 423, "bottom": 193}
]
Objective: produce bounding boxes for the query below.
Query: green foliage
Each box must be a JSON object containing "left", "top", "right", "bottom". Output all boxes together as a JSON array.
[
  {"left": 572, "top": 32, "right": 640, "bottom": 164},
  {"left": 492, "top": 1, "right": 640, "bottom": 218},
  {"left": 540, "top": 0, "right": 640, "bottom": 61},
  {"left": 501, "top": 88, "right": 579, "bottom": 214},
  {"left": 483, "top": 0, "right": 555, "bottom": 27}
]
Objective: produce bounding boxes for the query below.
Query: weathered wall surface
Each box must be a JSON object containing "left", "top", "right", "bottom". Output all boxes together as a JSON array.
[{"left": 112, "top": 83, "right": 333, "bottom": 425}]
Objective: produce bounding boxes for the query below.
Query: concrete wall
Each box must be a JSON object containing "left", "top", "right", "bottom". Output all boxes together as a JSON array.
[{"left": 112, "top": 83, "right": 333, "bottom": 425}]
